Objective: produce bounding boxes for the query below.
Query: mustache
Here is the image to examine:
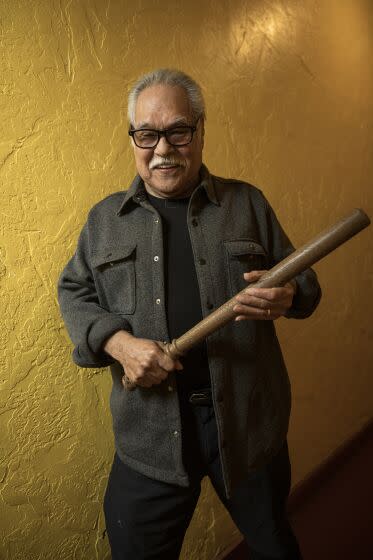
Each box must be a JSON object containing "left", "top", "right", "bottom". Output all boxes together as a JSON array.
[{"left": 149, "top": 156, "right": 186, "bottom": 170}]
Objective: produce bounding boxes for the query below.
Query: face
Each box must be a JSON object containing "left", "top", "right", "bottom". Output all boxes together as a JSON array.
[{"left": 131, "top": 84, "right": 204, "bottom": 198}]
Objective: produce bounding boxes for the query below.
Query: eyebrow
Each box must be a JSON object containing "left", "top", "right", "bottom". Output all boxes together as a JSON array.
[{"left": 135, "top": 116, "right": 190, "bottom": 129}]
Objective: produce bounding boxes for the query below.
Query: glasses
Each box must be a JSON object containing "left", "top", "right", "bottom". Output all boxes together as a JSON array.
[{"left": 128, "top": 120, "right": 199, "bottom": 149}]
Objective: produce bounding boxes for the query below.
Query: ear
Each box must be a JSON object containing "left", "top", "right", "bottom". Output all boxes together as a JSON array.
[
  {"left": 129, "top": 122, "right": 136, "bottom": 149},
  {"left": 200, "top": 120, "right": 205, "bottom": 149}
]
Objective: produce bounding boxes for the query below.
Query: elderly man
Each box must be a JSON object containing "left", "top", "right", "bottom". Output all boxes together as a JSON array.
[{"left": 58, "top": 69, "right": 321, "bottom": 560}]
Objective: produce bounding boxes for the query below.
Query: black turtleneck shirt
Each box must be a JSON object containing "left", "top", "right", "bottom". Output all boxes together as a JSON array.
[{"left": 147, "top": 192, "right": 211, "bottom": 392}]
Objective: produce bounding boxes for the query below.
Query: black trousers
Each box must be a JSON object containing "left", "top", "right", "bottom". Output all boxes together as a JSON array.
[{"left": 104, "top": 398, "right": 302, "bottom": 560}]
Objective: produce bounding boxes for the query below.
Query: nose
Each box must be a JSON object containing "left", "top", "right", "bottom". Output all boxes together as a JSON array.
[{"left": 154, "top": 135, "right": 174, "bottom": 156}]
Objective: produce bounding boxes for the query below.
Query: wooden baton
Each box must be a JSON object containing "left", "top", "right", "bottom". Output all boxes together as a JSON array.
[{"left": 124, "top": 208, "right": 370, "bottom": 390}]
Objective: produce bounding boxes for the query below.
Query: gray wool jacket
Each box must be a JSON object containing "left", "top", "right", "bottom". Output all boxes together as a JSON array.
[{"left": 57, "top": 165, "right": 321, "bottom": 497}]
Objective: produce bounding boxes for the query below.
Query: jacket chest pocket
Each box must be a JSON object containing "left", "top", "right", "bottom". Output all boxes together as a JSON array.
[
  {"left": 91, "top": 244, "right": 136, "bottom": 315},
  {"left": 224, "top": 239, "right": 267, "bottom": 296}
]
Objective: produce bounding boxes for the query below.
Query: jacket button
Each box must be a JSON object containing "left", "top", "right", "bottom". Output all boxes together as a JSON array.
[
  {"left": 206, "top": 301, "right": 214, "bottom": 310},
  {"left": 156, "top": 298, "right": 161, "bottom": 305},
  {"left": 199, "top": 258, "right": 206, "bottom": 265},
  {"left": 192, "top": 219, "right": 198, "bottom": 227},
  {"left": 153, "top": 255, "right": 159, "bottom": 262},
  {"left": 173, "top": 430, "right": 179, "bottom": 437}
]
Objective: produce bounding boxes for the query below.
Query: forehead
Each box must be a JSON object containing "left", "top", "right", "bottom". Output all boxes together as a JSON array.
[{"left": 134, "top": 84, "right": 192, "bottom": 128}]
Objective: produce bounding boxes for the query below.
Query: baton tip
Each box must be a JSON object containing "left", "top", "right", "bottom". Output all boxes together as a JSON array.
[{"left": 353, "top": 208, "right": 371, "bottom": 227}]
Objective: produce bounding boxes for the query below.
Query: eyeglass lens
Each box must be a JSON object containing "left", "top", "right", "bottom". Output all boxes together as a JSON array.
[{"left": 133, "top": 127, "right": 193, "bottom": 148}]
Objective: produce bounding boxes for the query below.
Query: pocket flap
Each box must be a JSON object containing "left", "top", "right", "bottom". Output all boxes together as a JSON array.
[
  {"left": 91, "top": 244, "right": 136, "bottom": 268},
  {"left": 224, "top": 239, "right": 266, "bottom": 257}
]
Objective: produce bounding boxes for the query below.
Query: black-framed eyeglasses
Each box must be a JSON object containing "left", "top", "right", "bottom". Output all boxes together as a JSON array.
[{"left": 128, "top": 120, "right": 199, "bottom": 149}]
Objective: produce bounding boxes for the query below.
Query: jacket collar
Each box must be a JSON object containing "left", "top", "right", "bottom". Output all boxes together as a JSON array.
[
  {"left": 117, "top": 164, "right": 219, "bottom": 215},
  {"left": 198, "top": 164, "right": 220, "bottom": 206}
]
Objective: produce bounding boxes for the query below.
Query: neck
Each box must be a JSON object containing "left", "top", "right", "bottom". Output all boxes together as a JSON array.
[{"left": 144, "top": 176, "right": 200, "bottom": 200}]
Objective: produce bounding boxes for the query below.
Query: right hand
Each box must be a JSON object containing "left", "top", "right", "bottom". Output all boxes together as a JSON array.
[{"left": 103, "top": 330, "right": 183, "bottom": 388}]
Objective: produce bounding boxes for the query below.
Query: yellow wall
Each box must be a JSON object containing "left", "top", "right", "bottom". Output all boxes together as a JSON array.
[{"left": 1, "top": 0, "right": 372, "bottom": 558}]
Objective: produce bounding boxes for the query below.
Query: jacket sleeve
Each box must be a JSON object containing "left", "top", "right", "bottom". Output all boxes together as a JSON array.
[
  {"left": 262, "top": 194, "right": 322, "bottom": 319},
  {"left": 57, "top": 221, "right": 132, "bottom": 368}
]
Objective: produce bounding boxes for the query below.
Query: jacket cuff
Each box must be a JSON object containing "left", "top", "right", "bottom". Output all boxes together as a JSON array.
[
  {"left": 285, "top": 274, "right": 322, "bottom": 319},
  {"left": 72, "top": 347, "right": 115, "bottom": 368},
  {"left": 72, "top": 315, "right": 132, "bottom": 368},
  {"left": 88, "top": 314, "right": 132, "bottom": 354}
]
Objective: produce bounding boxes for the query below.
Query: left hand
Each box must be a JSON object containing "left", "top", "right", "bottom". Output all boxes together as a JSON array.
[{"left": 233, "top": 270, "right": 296, "bottom": 321}]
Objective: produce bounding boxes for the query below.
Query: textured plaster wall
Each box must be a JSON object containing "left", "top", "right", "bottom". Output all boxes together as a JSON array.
[{"left": 1, "top": 0, "right": 372, "bottom": 558}]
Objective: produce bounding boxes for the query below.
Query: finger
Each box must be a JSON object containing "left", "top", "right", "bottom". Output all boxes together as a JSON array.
[
  {"left": 155, "top": 342, "right": 183, "bottom": 372},
  {"left": 121, "top": 365, "right": 166, "bottom": 388},
  {"left": 234, "top": 309, "right": 283, "bottom": 321},
  {"left": 235, "top": 315, "right": 247, "bottom": 321},
  {"left": 122, "top": 372, "right": 154, "bottom": 389},
  {"left": 146, "top": 365, "right": 169, "bottom": 382},
  {"left": 135, "top": 378, "right": 155, "bottom": 388},
  {"left": 234, "top": 297, "right": 288, "bottom": 316},
  {"left": 233, "top": 303, "right": 272, "bottom": 318},
  {"left": 137, "top": 371, "right": 167, "bottom": 387},
  {"left": 240, "top": 286, "right": 292, "bottom": 303},
  {"left": 236, "top": 293, "right": 265, "bottom": 308},
  {"left": 157, "top": 353, "right": 181, "bottom": 372},
  {"left": 243, "top": 270, "right": 268, "bottom": 282},
  {"left": 235, "top": 293, "right": 279, "bottom": 310},
  {"left": 122, "top": 375, "right": 137, "bottom": 389},
  {"left": 285, "top": 279, "right": 297, "bottom": 293},
  {"left": 128, "top": 359, "right": 168, "bottom": 384}
]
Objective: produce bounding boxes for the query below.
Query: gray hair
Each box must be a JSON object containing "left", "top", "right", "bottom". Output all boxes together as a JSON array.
[{"left": 127, "top": 68, "right": 206, "bottom": 126}]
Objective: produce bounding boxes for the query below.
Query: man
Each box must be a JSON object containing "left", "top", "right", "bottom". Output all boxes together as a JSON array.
[{"left": 58, "top": 68, "right": 321, "bottom": 560}]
